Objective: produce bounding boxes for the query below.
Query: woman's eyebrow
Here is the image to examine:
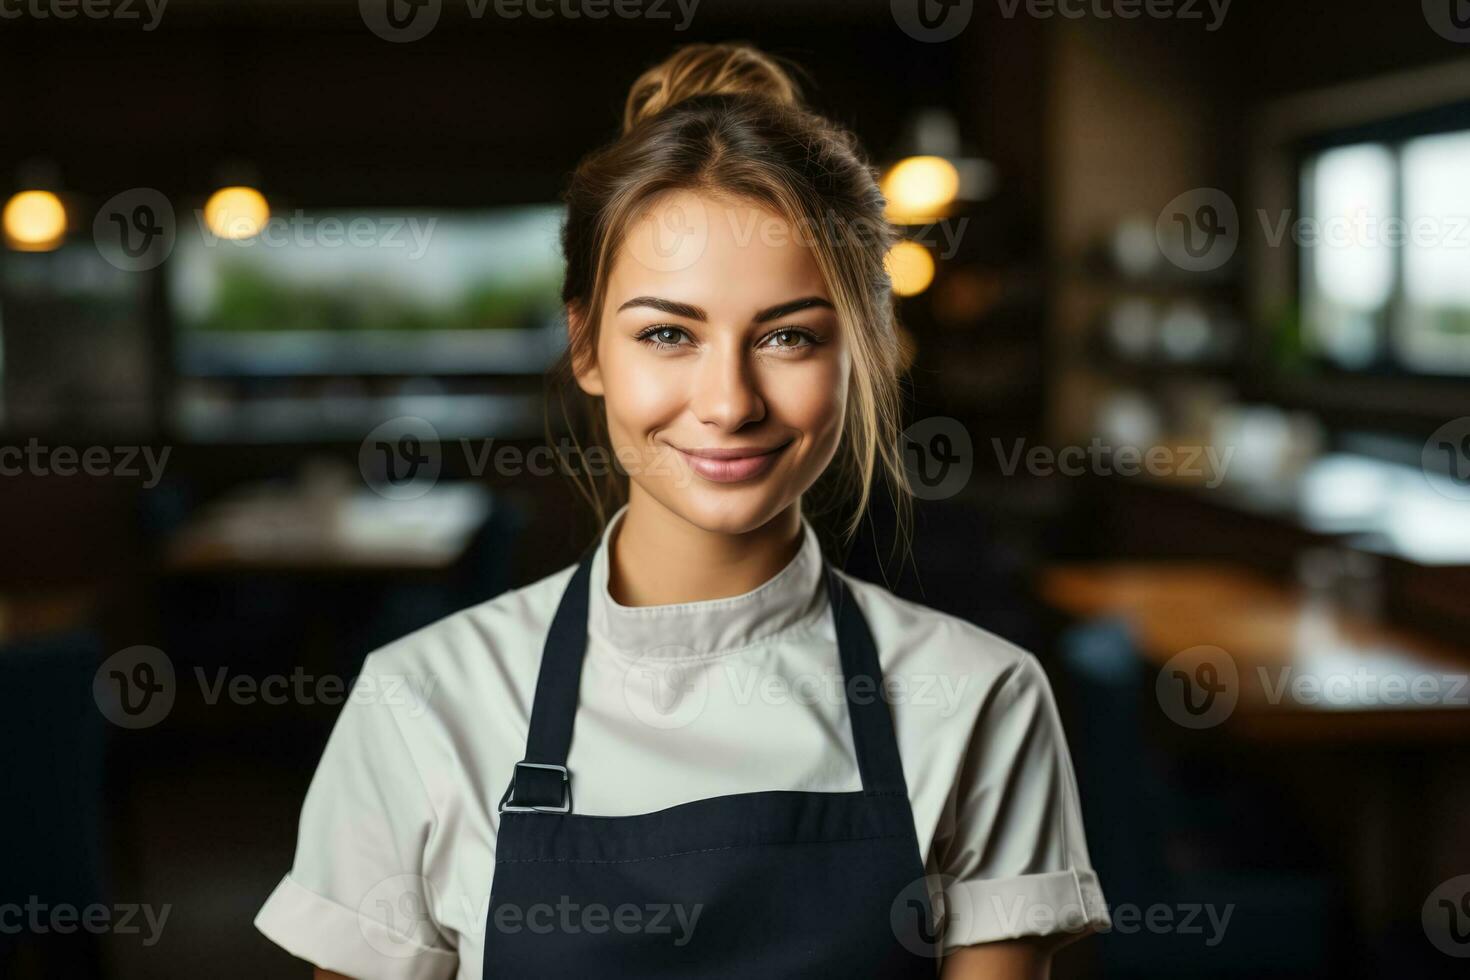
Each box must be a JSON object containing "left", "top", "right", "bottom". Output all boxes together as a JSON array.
[
  {"left": 616, "top": 295, "right": 834, "bottom": 323},
  {"left": 753, "top": 296, "right": 834, "bottom": 323}
]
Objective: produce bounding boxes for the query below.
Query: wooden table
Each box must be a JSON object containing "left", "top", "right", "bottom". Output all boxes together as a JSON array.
[
  {"left": 0, "top": 590, "right": 96, "bottom": 645},
  {"left": 1040, "top": 561, "right": 1470, "bottom": 743}
]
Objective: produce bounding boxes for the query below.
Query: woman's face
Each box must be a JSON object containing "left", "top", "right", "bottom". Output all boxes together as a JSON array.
[{"left": 574, "top": 189, "right": 849, "bottom": 536}]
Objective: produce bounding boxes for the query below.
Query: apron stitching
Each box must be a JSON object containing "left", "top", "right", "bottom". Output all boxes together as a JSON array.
[{"left": 498, "top": 831, "right": 904, "bottom": 865}]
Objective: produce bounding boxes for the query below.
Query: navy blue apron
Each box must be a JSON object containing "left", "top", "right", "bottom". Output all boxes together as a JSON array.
[{"left": 484, "top": 548, "right": 939, "bottom": 977}]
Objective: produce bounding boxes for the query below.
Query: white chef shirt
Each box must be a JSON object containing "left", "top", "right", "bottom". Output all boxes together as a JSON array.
[{"left": 255, "top": 502, "right": 1110, "bottom": 979}]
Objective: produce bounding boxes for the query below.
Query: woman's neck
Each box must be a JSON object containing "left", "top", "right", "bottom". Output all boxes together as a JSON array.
[{"left": 608, "top": 490, "right": 804, "bottom": 607}]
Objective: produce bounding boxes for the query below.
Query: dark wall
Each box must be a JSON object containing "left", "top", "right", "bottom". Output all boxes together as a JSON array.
[{"left": 0, "top": 2, "right": 964, "bottom": 205}]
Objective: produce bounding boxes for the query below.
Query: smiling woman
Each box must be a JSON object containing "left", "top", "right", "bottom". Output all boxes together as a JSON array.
[
  {"left": 256, "top": 41, "right": 1109, "bottom": 980},
  {"left": 570, "top": 188, "right": 851, "bottom": 540}
]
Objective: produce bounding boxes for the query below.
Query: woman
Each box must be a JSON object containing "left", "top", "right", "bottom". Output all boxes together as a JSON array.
[{"left": 256, "top": 42, "right": 1109, "bottom": 979}]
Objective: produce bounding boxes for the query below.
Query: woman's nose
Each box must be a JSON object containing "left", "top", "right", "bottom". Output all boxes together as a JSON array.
[{"left": 690, "top": 343, "right": 764, "bottom": 430}]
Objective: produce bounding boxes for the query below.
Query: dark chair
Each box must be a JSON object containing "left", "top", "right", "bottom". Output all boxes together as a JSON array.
[
  {"left": 842, "top": 494, "right": 1047, "bottom": 652},
  {"left": 347, "top": 490, "right": 529, "bottom": 657},
  {"left": 1055, "top": 617, "right": 1346, "bottom": 979},
  {"left": 0, "top": 629, "right": 108, "bottom": 978}
]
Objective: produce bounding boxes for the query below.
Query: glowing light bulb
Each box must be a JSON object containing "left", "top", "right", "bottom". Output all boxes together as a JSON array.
[
  {"left": 886, "top": 241, "right": 936, "bottom": 297},
  {"left": 3, "top": 190, "right": 67, "bottom": 251},
  {"left": 881, "top": 156, "right": 960, "bottom": 224},
  {"left": 204, "top": 186, "right": 269, "bottom": 240}
]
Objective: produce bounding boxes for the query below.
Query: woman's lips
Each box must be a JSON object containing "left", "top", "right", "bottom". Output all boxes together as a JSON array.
[{"left": 674, "top": 441, "right": 791, "bottom": 484}]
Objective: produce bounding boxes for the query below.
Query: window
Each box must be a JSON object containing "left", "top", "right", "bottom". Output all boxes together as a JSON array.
[
  {"left": 1300, "top": 128, "right": 1470, "bottom": 376},
  {"left": 165, "top": 205, "right": 568, "bottom": 441}
]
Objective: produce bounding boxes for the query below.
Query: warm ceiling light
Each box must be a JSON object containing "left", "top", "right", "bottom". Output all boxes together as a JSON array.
[
  {"left": 886, "top": 241, "right": 936, "bottom": 298},
  {"left": 881, "top": 156, "right": 960, "bottom": 224},
  {"left": 204, "top": 186, "right": 269, "bottom": 240},
  {"left": 3, "top": 190, "right": 67, "bottom": 251}
]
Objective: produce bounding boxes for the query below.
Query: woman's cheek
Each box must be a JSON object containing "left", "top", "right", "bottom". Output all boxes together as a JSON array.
[
  {"left": 782, "top": 358, "right": 846, "bottom": 451},
  {"left": 603, "top": 355, "right": 685, "bottom": 463},
  {"left": 621, "top": 366, "right": 685, "bottom": 432}
]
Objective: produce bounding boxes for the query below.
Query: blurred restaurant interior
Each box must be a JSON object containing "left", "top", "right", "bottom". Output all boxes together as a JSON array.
[{"left": 3, "top": 1, "right": 1470, "bottom": 977}]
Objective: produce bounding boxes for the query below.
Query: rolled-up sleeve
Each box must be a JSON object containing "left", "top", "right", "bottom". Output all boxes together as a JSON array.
[
  {"left": 935, "top": 653, "right": 1110, "bottom": 952},
  {"left": 255, "top": 656, "right": 457, "bottom": 980}
]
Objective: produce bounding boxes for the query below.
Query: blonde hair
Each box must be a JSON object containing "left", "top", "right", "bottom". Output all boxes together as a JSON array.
[{"left": 547, "top": 41, "right": 913, "bottom": 557}]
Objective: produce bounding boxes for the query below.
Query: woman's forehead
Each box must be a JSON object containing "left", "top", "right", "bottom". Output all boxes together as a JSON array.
[{"left": 607, "top": 190, "right": 831, "bottom": 315}]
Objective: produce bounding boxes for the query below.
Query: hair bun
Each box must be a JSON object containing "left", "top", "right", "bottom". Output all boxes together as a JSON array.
[{"left": 622, "top": 43, "right": 804, "bottom": 135}]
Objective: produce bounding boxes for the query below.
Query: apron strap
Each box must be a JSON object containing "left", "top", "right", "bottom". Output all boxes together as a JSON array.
[
  {"left": 501, "top": 545, "right": 911, "bottom": 811},
  {"left": 824, "top": 564, "right": 910, "bottom": 797},
  {"left": 524, "top": 549, "right": 596, "bottom": 766}
]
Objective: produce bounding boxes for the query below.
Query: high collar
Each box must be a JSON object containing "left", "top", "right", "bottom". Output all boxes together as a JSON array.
[{"left": 587, "top": 503, "right": 829, "bottom": 660}]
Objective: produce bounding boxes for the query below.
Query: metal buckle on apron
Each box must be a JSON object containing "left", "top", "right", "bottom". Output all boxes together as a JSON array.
[{"left": 498, "top": 761, "right": 571, "bottom": 814}]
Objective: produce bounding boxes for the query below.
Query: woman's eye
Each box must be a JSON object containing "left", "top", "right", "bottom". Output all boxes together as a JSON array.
[
  {"left": 761, "top": 328, "right": 817, "bottom": 351},
  {"left": 637, "top": 325, "right": 691, "bottom": 349},
  {"left": 637, "top": 325, "right": 820, "bottom": 352}
]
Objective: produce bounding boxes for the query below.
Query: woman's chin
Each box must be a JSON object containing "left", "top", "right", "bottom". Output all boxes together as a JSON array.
[{"left": 656, "top": 484, "right": 797, "bottom": 537}]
